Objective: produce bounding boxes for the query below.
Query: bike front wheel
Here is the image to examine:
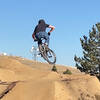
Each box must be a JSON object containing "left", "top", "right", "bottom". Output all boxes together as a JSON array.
[
  {"left": 39, "top": 45, "right": 56, "bottom": 64},
  {"left": 45, "top": 48, "right": 56, "bottom": 64}
]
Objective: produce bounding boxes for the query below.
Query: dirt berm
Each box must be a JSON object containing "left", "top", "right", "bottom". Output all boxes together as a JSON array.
[{"left": 0, "top": 55, "right": 100, "bottom": 100}]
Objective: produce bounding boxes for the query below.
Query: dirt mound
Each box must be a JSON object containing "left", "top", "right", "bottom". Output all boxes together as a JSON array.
[{"left": 0, "top": 56, "right": 100, "bottom": 100}]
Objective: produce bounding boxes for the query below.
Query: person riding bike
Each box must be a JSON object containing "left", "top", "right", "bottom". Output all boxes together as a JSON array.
[{"left": 32, "top": 19, "right": 55, "bottom": 47}]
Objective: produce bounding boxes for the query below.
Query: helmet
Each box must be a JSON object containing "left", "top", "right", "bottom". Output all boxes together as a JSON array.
[{"left": 38, "top": 19, "right": 45, "bottom": 24}]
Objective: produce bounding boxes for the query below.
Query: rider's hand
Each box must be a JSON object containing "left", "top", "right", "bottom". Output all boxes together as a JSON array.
[
  {"left": 34, "top": 37, "right": 37, "bottom": 41},
  {"left": 32, "top": 34, "right": 37, "bottom": 41},
  {"left": 48, "top": 32, "right": 51, "bottom": 36}
]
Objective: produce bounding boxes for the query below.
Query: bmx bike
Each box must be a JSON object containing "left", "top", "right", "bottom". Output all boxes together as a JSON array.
[{"left": 34, "top": 38, "right": 56, "bottom": 64}]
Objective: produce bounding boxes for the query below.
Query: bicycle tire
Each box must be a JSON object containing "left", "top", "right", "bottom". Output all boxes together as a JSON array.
[
  {"left": 39, "top": 44, "right": 56, "bottom": 64},
  {"left": 45, "top": 48, "right": 56, "bottom": 64},
  {"left": 38, "top": 44, "right": 47, "bottom": 60}
]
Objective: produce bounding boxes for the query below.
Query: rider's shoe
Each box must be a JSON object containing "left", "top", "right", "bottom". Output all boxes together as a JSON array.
[
  {"left": 48, "top": 55, "right": 52, "bottom": 58},
  {"left": 38, "top": 52, "right": 41, "bottom": 55}
]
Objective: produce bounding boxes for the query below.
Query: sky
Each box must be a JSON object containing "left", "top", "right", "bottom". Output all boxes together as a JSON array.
[{"left": 0, "top": 0, "right": 100, "bottom": 66}]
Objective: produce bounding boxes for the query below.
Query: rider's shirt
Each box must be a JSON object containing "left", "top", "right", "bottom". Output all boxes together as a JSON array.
[{"left": 34, "top": 24, "right": 49, "bottom": 34}]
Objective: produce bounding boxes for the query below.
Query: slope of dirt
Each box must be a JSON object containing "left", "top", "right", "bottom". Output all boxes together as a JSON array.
[
  {"left": 8, "top": 56, "right": 80, "bottom": 74},
  {"left": 0, "top": 55, "right": 100, "bottom": 100}
]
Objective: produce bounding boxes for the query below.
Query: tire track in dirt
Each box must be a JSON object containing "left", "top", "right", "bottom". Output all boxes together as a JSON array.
[{"left": 0, "top": 81, "right": 19, "bottom": 99}]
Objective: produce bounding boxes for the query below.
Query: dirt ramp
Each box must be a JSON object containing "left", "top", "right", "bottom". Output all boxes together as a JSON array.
[
  {"left": 54, "top": 81, "right": 73, "bottom": 100},
  {"left": 0, "top": 56, "right": 50, "bottom": 81},
  {"left": 1, "top": 80, "right": 55, "bottom": 100},
  {"left": 60, "top": 74, "right": 100, "bottom": 100},
  {"left": 0, "top": 56, "right": 100, "bottom": 100}
]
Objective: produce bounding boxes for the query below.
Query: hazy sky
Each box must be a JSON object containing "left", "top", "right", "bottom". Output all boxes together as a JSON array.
[{"left": 0, "top": 0, "right": 100, "bottom": 66}]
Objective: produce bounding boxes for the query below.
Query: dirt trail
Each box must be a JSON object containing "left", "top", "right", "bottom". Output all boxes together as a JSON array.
[{"left": 0, "top": 56, "right": 100, "bottom": 100}]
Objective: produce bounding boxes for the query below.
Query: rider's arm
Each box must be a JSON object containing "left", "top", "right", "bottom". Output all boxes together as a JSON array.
[
  {"left": 32, "top": 25, "right": 37, "bottom": 40},
  {"left": 32, "top": 32, "right": 36, "bottom": 39},
  {"left": 48, "top": 25, "right": 55, "bottom": 33}
]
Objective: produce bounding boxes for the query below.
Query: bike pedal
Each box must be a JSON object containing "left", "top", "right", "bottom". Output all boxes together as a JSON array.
[{"left": 38, "top": 53, "right": 41, "bottom": 55}]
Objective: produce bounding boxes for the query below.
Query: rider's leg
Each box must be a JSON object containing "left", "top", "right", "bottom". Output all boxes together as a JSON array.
[
  {"left": 35, "top": 31, "right": 49, "bottom": 46},
  {"left": 43, "top": 32, "right": 49, "bottom": 46},
  {"left": 35, "top": 32, "right": 42, "bottom": 45}
]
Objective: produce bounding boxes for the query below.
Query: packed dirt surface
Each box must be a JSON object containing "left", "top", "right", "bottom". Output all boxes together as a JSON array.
[{"left": 0, "top": 55, "right": 100, "bottom": 100}]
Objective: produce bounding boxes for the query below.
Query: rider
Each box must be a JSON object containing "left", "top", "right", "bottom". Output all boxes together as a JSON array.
[{"left": 32, "top": 19, "right": 55, "bottom": 46}]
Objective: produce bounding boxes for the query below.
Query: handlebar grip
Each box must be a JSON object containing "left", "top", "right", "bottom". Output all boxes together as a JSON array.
[{"left": 48, "top": 32, "right": 51, "bottom": 36}]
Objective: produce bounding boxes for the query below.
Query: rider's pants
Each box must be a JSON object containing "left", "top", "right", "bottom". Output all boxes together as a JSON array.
[{"left": 35, "top": 31, "right": 49, "bottom": 45}]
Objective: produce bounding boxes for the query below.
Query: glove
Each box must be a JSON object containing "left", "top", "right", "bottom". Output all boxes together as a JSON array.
[
  {"left": 48, "top": 32, "right": 51, "bottom": 36},
  {"left": 34, "top": 37, "right": 37, "bottom": 41}
]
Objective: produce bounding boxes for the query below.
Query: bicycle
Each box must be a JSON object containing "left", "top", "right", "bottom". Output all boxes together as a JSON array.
[{"left": 34, "top": 37, "right": 56, "bottom": 64}]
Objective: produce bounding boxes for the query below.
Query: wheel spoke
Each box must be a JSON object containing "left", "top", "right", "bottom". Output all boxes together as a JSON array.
[{"left": 39, "top": 44, "right": 56, "bottom": 64}]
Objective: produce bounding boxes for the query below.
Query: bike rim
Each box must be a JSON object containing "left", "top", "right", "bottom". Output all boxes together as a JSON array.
[
  {"left": 39, "top": 44, "right": 56, "bottom": 64},
  {"left": 45, "top": 49, "right": 56, "bottom": 64}
]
